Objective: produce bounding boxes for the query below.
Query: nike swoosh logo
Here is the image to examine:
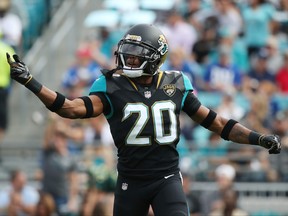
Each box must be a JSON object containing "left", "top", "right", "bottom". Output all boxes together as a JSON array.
[{"left": 164, "top": 174, "right": 175, "bottom": 179}]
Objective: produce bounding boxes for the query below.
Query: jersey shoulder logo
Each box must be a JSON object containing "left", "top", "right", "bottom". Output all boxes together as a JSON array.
[{"left": 163, "top": 84, "right": 176, "bottom": 97}]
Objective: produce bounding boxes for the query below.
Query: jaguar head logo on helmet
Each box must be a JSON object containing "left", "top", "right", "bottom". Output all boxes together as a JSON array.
[{"left": 114, "top": 24, "right": 169, "bottom": 78}]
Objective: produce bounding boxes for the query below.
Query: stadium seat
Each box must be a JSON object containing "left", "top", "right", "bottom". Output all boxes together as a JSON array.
[
  {"left": 120, "top": 10, "right": 157, "bottom": 28},
  {"left": 139, "top": 0, "right": 176, "bottom": 11},
  {"left": 84, "top": 9, "right": 120, "bottom": 28},
  {"left": 103, "top": 0, "right": 139, "bottom": 11},
  {"left": 251, "top": 211, "right": 281, "bottom": 216}
]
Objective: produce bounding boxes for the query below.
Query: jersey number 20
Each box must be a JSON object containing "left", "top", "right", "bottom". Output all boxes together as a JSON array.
[{"left": 122, "top": 101, "right": 177, "bottom": 145}]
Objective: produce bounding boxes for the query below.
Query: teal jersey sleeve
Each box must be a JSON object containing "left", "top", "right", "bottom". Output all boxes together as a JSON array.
[
  {"left": 89, "top": 75, "right": 107, "bottom": 93},
  {"left": 182, "top": 72, "right": 194, "bottom": 91},
  {"left": 181, "top": 72, "right": 194, "bottom": 109}
]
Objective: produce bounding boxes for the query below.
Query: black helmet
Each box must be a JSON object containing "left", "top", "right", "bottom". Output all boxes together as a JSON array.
[{"left": 115, "top": 24, "right": 168, "bottom": 78}]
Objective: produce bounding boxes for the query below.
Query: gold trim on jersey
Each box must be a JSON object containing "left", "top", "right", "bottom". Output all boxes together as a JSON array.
[
  {"left": 123, "top": 71, "right": 164, "bottom": 91},
  {"left": 156, "top": 71, "right": 163, "bottom": 89},
  {"left": 125, "top": 76, "right": 138, "bottom": 91}
]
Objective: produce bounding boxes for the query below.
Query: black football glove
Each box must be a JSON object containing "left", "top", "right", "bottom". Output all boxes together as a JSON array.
[
  {"left": 6, "top": 53, "right": 42, "bottom": 94},
  {"left": 259, "top": 135, "right": 281, "bottom": 154}
]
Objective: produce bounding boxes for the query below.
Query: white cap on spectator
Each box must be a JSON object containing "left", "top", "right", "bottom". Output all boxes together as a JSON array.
[{"left": 215, "top": 164, "right": 236, "bottom": 180}]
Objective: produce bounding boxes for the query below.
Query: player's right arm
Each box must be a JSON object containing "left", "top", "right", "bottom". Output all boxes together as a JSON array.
[{"left": 6, "top": 53, "right": 103, "bottom": 119}]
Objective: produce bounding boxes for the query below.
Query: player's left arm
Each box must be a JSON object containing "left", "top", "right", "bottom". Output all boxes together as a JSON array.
[{"left": 183, "top": 92, "right": 281, "bottom": 154}]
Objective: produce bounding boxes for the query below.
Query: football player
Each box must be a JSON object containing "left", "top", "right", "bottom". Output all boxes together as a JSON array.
[{"left": 6, "top": 24, "right": 281, "bottom": 216}]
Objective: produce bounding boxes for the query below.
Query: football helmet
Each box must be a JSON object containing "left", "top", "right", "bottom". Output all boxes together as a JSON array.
[{"left": 115, "top": 24, "right": 168, "bottom": 78}]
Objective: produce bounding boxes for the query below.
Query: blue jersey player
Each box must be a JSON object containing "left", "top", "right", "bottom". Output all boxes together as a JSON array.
[{"left": 6, "top": 24, "right": 281, "bottom": 216}]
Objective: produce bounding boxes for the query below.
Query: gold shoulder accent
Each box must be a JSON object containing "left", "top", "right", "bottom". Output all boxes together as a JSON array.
[
  {"left": 156, "top": 71, "right": 163, "bottom": 89},
  {"left": 124, "top": 76, "right": 138, "bottom": 91}
]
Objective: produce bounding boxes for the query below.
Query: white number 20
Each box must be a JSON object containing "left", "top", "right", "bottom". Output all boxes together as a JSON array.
[{"left": 122, "top": 101, "right": 177, "bottom": 145}]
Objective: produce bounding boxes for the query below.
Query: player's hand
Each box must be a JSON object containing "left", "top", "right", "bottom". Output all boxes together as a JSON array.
[
  {"left": 6, "top": 53, "right": 32, "bottom": 85},
  {"left": 259, "top": 135, "right": 281, "bottom": 154}
]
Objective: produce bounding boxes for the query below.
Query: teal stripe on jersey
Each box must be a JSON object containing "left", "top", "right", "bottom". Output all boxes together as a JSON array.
[
  {"left": 182, "top": 72, "right": 193, "bottom": 91},
  {"left": 181, "top": 72, "right": 194, "bottom": 108},
  {"left": 181, "top": 91, "right": 189, "bottom": 109},
  {"left": 104, "top": 93, "right": 114, "bottom": 119},
  {"left": 89, "top": 75, "right": 107, "bottom": 93}
]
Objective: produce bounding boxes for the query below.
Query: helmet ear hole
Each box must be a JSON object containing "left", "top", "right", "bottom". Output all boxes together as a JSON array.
[{"left": 144, "top": 59, "right": 160, "bottom": 74}]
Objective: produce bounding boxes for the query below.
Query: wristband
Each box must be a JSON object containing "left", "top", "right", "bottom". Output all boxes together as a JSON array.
[
  {"left": 25, "top": 77, "right": 43, "bottom": 94},
  {"left": 248, "top": 131, "right": 261, "bottom": 145}
]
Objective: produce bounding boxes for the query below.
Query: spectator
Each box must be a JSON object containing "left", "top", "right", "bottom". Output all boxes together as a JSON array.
[
  {"left": 161, "top": 10, "right": 198, "bottom": 55},
  {"left": 182, "top": 173, "right": 201, "bottom": 216},
  {"left": 214, "top": 0, "right": 243, "bottom": 38},
  {"left": 0, "top": 170, "right": 39, "bottom": 216},
  {"left": 61, "top": 46, "right": 101, "bottom": 99},
  {"left": 273, "top": 0, "right": 288, "bottom": 38},
  {"left": 39, "top": 114, "right": 80, "bottom": 215},
  {"left": 182, "top": 0, "right": 202, "bottom": 28},
  {"left": 192, "top": 27, "right": 218, "bottom": 65},
  {"left": 241, "top": 0, "right": 276, "bottom": 57},
  {"left": 162, "top": 47, "right": 203, "bottom": 90},
  {"left": 0, "top": 40, "right": 14, "bottom": 142},
  {"left": 276, "top": 50, "right": 288, "bottom": 93},
  {"left": 203, "top": 45, "right": 242, "bottom": 93},
  {"left": 0, "top": 0, "right": 22, "bottom": 51},
  {"left": 243, "top": 57, "right": 279, "bottom": 117},
  {"left": 98, "top": 27, "right": 122, "bottom": 62},
  {"left": 240, "top": 95, "right": 271, "bottom": 134},
  {"left": 249, "top": 150, "right": 280, "bottom": 182},
  {"left": 91, "top": 193, "right": 114, "bottom": 216},
  {"left": 271, "top": 110, "right": 288, "bottom": 142},
  {"left": 216, "top": 92, "right": 246, "bottom": 121},
  {"left": 245, "top": 48, "right": 276, "bottom": 87},
  {"left": 209, "top": 27, "right": 249, "bottom": 74},
  {"left": 185, "top": 0, "right": 218, "bottom": 34},
  {"left": 80, "top": 162, "right": 116, "bottom": 216},
  {"left": 209, "top": 188, "right": 248, "bottom": 216},
  {"left": 197, "top": 132, "right": 230, "bottom": 170},
  {"left": 34, "top": 192, "right": 56, "bottom": 216},
  {"left": 200, "top": 164, "right": 236, "bottom": 216},
  {"left": 264, "top": 36, "right": 284, "bottom": 75},
  {"left": 50, "top": 117, "right": 94, "bottom": 156},
  {"left": 270, "top": 110, "right": 288, "bottom": 181}
]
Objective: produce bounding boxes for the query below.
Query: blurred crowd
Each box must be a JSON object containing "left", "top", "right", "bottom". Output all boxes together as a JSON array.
[{"left": 1, "top": 0, "right": 288, "bottom": 215}]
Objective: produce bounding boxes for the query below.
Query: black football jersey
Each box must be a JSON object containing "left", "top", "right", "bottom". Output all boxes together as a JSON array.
[{"left": 89, "top": 71, "right": 194, "bottom": 179}]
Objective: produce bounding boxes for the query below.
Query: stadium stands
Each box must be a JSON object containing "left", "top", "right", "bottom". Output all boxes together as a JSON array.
[{"left": 1, "top": 0, "right": 288, "bottom": 215}]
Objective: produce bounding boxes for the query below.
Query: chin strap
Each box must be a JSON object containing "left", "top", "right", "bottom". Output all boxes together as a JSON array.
[{"left": 101, "top": 66, "right": 121, "bottom": 78}]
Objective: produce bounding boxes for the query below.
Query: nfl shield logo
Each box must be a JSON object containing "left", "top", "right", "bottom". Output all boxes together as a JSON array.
[
  {"left": 144, "top": 91, "right": 152, "bottom": 99},
  {"left": 122, "top": 183, "right": 128, "bottom": 191}
]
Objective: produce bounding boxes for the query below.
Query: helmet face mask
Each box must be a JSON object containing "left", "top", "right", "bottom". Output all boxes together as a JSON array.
[{"left": 115, "top": 24, "right": 168, "bottom": 78}]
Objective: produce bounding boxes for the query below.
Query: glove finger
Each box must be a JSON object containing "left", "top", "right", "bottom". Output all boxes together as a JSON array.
[
  {"left": 269, "top": 144, "right": 280, "bottom": 154},
  {"left": 269, "top": 149, "right": 280, "bottom": 154},
  {"left": 13, "top": 54, "right": 23, "bottom": 63},
  {"left": 6, "top": 53, "right": 13, "bottom": 64}
]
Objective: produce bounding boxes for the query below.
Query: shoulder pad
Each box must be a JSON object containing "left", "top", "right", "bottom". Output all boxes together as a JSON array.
[
  {"left": 159, "top": 71, "right": 193, "bottom": 92},
  {"left": 89, "top": 75, "right": 107, "bottom": 93}
]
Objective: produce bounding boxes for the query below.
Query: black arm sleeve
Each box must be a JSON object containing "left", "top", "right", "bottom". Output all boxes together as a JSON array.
[
  {"left": 182, "top": 91, "right": 201, "bottom": 116},
  {"left": 90, "top": 92, "right": 111, "bottom": 116}
]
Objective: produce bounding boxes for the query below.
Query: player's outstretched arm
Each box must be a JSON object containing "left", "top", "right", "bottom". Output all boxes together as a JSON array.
[
  {"left": 191, "top": 105, "right": 281, "bottom": 154},
  {"left": 6, "top": 53, "right": 103, "bottom": 119}
]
